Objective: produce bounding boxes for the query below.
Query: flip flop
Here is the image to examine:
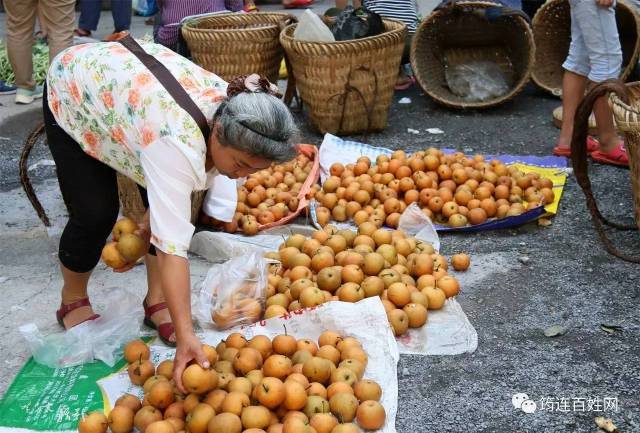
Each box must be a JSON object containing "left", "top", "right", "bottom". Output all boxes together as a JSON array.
[
  {"left": 56, "top": 298, "right": 100, "bottom": 329},
  {"left": 284, "top": 0, "right": 314, "bottom": 9},
  {"left": 590, "top": 142, "right": 629, "bottom": 167},
  {"left": 243, "top": 4, "right": 259, "bottom": 12},
  {"left": 143, "top": 299, "right": 176, "bottom": 347},
  {"left": 552, "top": 135, "right": 600, "bottom": 157}
]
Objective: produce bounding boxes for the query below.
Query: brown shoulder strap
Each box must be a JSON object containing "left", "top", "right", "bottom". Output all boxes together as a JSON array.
[{"left": 118, "top": 35, "right": 211, "bottom": 140}]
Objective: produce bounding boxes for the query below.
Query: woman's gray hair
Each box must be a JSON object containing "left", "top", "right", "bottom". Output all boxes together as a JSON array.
[{"left": 213, "top": 92, "right": 299, "bottom": 162}]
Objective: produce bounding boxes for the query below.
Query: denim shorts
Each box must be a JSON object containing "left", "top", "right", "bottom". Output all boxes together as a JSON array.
[{"left": 562, "top": 0, "right": 623, "bottom": 82}]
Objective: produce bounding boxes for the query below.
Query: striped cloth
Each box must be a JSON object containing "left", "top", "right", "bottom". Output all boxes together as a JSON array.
[
  {"left": 364, "top": 0, "right": 419, "bottom": 32},
  {"left": 155, "top": 0, "right": 243, "bottom": 49}
]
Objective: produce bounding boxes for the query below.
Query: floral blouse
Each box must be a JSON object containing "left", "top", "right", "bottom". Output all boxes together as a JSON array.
[{"left": 47, "top": 41, "right": 227, "bottom": 258}]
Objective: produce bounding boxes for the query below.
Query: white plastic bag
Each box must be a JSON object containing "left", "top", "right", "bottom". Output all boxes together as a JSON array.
[
  {"left": 19, "top": 288, "right": 142, "bottom": 368},
  {"left": 398, "top": 203, "right": 441, "bottom": 252},
  {"left": 294, "top": 10, "right": 336, "bottom": 42},
  {"left": 445, "top": 60, "right": 511, "bottom": 101},
  {"left": 196, "top": 252, "right": 270, "bottom": 330},
  {"left": 99, "top": 298, "right": 400, "bottom": 433},
  {"left": 189, "top": 224, "right": 316, "bottom": 263}
]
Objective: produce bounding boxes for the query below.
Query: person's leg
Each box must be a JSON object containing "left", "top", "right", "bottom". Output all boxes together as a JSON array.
[
  {"left": 39, "top": 0, "right": 75, "bottom": 62},
  {"left": 78, "top": 0, "right": 103, "bottom": 32},
  {"left": 577, "top": 0, "right": 623, "bottom": 153},
  {"left": 137, "top": 186, "right": 175, "bottom": 343},
  {"left": 112, "top": 0, "right": 133, "bottom": 32},
  {"left": 43, "top": 90, "right": 120, "bottom": 328},
  {"left": 557, "top": 71, "right": 588, "bottom": 149},
  {"left": 556, "top": 0, "right": 590, "bottom": 150},
  {"left": 144, "top": 254, "right": 176, "bottom": 343},
  {"left": 4, "top": 0, "right": 37, "bottom": 90},
  {"left": 396, "top": 32, "right": 414, "bottom": 88}
]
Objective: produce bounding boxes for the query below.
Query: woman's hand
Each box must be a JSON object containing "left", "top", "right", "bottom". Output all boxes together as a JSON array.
[{"left": 173, "top": 332, "right": 210, "bottom": 394}]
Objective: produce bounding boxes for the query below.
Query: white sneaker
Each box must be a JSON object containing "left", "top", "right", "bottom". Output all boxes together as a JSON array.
[{"left": 15, "top": 85, "right": 44, "bottom": 105}]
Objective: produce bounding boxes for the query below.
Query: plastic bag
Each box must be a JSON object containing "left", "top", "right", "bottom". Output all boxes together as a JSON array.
[
  {"left": 397, "top": 203, "right": 441, "bottom": 252},
  {"left": 190, "top": 224, "right": 316, "bottom": 263},
  {"left": 445, "top": 60, "right": 511, "bottom": 101},
  {"left": 134, "top": 0, "right": 158, "bottom": 16},
  {"left": 196, "top": 252, "right": 270, "bottom": 330},
  {"left": 332, "top": 6, "right": 384, "bottom": 41},
  {"left": 294, "top": 10, "right": 335, "bottom": 42},
  {"left": 19, "top": 288, "right": 142, "bottom": 368}
]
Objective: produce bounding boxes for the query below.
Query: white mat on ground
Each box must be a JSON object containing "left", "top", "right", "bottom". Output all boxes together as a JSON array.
[{"left": 97, "top": 298, "right": 400, "bottom": 433}]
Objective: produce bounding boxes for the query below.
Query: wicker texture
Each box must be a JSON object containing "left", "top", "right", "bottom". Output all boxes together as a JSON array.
[
  {"left": 532, "top": 0, "right": 640, "bottom": 96},
  {"left": 280, "top": 20, "right": 406, "bottom": 135},
  {"left": 181, "top": 12, "right": 294, "bottom": 82},
  {"left": 610, "top": 82, "right": 640, "bottom": 229},
  {"left": 410, "top": 1, "right": 535, "bottom": 109},
  {"left": 117, "top": 174, "right": 205, "bottom": 225}
]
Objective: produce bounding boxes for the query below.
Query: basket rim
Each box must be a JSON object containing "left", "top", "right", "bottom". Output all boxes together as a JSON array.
[
  {"left": 531, "top": 0, "right": 640, "bottom": 96},
  {"left": 182, "top": 11, "right": 293, "bottom": 34},
  {"left": 409, "top": 3, "right": 536, "bottom": 109},
  {"left": 611, "top": 81, "right": 640, "bottom": 117},
  {"left": 279, "top": 19, "right": 407, "bottom": 48}
]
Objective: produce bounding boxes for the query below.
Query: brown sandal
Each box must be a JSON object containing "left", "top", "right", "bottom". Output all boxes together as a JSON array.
[
  {"left": 56, "top": 298, "right": 100, "bottom": 329},
  {"left": 143, "top": 299, "right": 176, "bottom": 347}
]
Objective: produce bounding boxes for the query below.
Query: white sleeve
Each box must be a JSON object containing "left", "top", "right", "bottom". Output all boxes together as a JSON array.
[{"left": 139, "top": 137, "right": 197, "bottom": 258}]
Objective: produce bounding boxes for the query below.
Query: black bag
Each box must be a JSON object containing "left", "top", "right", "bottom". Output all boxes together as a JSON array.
[{"left": 331, "top": 6, "right": 384, "bottom": 41}]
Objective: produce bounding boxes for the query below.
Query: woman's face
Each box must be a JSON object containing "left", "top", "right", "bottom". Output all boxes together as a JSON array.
[{"left": 208, "top": 132, "right": 272, "bottom": 179}]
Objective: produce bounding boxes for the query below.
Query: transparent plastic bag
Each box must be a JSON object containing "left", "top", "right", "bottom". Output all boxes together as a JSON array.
[
  {"left": 19, "top": 288, "right": 142, "bottom": 368},
  {"left": 196, "top": 252, "right": 271, "bottom": 330},
  {"left": 445, "top": 60, "right": 511, "bottom": 101},
  {"left": 294, "top": 10, "right": 335, "bottom": 42},
  {"left": 397, "top": 203, "right": 441, "bottom": 252}
]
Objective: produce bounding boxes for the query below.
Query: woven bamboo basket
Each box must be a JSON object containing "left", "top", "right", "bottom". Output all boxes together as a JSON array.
[
  {"left": 570, "top": 80, "right": 639, "bottom": 262},
  {"left": 280, "top": 20, "right": 406, "bottom": 135},
  {"left": 410, "top": 1, "right": 534, "bottom": 109},
  {"left": 117, "top": 174, "right": 205, "bottom": 225},
  {"left": 181, "top": 12, "right": 295, "bottom": 82},
  {"left": 610, "top": 83, "right": 640, "bottom": 230},
  {"left": 532, "top": 0, "right": 640, "bottom": 97}
]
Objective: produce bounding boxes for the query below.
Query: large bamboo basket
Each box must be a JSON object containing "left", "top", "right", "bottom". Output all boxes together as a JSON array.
[
  {"left": 531, "top": 0, "right": 640, "bottom": 96},
  {"left": 280, "top": 20, "right": 406, "bottom": 135},
  {"left": 610, "top": 83, "right": 640, "bottom": 230},
  {"left": 181, "top": 12, "right": 295, "bottom": 82},
  {"left": 570, "top": 80, "right": 639, "bottom": 262},
  {"left": 410, "top": 1, "right": 535, "bottom": 109},
  {"left": 117, "top": 174, "right": 205, "bottom": 225}
]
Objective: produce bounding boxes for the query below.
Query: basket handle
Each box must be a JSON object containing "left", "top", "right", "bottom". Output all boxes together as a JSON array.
[
  {"left": 20, "top": 123, "right": 51, "bottom": 227},
  {"left": 280, "top": 19, "right": 301, "bottom": 111},
  {"left": 435, "top": 0, "right": 531, "bottom": 23},
  {"left": 570, "top": 79, "right": 640, "bottom": 263},
  {"left": 327, "top": 65, "right": 379, "bottom": 136}
]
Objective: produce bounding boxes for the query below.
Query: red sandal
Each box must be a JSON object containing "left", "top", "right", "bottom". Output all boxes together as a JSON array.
[
  {"left": 284, "top": 0, "right": 314, "bottom": 9},
  {"left": 552, "top": 135, "right": 600, "bottom": 157},
  {"left": 143, "top": 299, "right": 176, "bottom": 347},
  {"left": 590, "top": 142, "right": 629, "bottom": 167},
  {"left": 56, "top": 298, "right": 100, "bottom": 329}
]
